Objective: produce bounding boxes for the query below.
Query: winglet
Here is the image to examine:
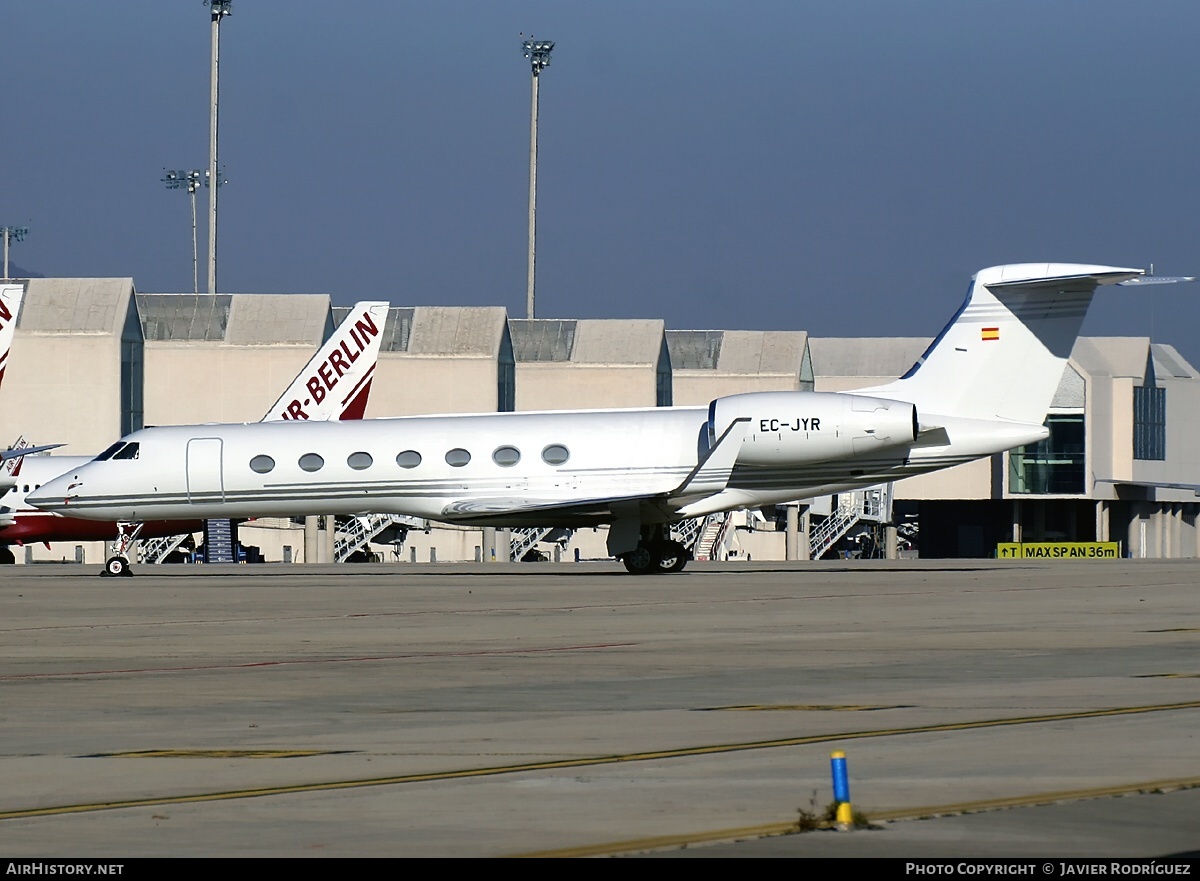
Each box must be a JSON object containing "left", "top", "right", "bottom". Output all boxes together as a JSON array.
[{"left": 261, "top": 301, "right": 390, "bottom": 422}]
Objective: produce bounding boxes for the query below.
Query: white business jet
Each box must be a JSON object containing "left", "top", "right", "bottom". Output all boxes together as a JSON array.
[
  {"left": 3, "top": 301, "right": 388, "bottom": 571},
  {"left": 28, "top": 264, "right": 1186, "bottom": 574}
]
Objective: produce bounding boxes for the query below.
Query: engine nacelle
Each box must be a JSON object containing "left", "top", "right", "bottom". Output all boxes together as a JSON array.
[{"left": 708, "top": 391, "right": 918, "bottom": 466}]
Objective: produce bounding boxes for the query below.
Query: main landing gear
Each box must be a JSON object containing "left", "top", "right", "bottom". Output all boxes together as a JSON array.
[
  {"left": 100, "top": 522, "right": 143, "bottom": 578},
  {"left": 618, "top": 528, "right": 690, "bottom": 575}
]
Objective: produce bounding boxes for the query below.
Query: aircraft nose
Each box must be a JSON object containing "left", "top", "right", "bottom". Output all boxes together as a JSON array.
[{"left": 26, "top": 475, "right": 78, "bottom": 512}]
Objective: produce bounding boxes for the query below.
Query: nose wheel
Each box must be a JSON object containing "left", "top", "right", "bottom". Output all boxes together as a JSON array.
[{"left": 102, "top": 556, "right": 132, "bottom": 577}]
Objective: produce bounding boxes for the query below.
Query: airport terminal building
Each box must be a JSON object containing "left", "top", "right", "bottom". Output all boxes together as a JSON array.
[{"left": 2, "top": 278, "right": 1197, "bottom": 565}]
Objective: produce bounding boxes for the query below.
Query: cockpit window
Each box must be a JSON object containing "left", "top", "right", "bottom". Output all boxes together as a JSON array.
[
  {"left": 113, "top": 442, "right": 140, "bottom": 460},
  {"left": 95, "top": 442, "right": 126, "bottom": 462}
]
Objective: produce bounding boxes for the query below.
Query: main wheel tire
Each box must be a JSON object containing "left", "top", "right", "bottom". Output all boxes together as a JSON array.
[
  {"left": 103, "top": 556, "right": 129, "bottom": 577},
  {"left": 621, "top": 545, "right": 658, "bottom": 575},
  {"left": 656, "top": 541, "right": 689, "bottom": 573}
]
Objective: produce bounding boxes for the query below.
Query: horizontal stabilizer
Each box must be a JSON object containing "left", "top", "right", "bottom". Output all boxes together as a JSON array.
[
  {"left": 1, "top": 443, "right": 64, "bottom": 462},
  {"left": 985, "top": 269, "right": 1140, "bottom": 293},
  {"left": 1118, "top": 275, "right": 1197, "bottom": 286}
]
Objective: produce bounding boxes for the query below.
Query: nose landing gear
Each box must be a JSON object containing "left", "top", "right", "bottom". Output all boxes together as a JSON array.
[{"left": 100, "top": 521, "right": 143, "bottom": 577}]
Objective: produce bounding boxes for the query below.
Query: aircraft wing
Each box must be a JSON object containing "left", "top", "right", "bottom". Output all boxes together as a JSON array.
[
  {"left": 438, "top": 418, "right": 752, "bottom": 524},
  {"left": 441, "top": 494, "right": 666, "bottom": 523}
]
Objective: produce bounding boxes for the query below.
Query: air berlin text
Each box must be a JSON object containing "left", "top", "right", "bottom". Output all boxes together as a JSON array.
[{"left": 281, "top": 313, "right": 380, "bottom": 420}]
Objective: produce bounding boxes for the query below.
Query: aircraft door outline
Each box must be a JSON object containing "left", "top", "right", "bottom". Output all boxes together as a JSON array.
[{"left": 186, "top": 437, "right": 225, "bottom": 503}]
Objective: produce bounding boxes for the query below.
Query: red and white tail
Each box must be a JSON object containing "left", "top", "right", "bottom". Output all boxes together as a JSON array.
[
  {"left": 260, "top": 301, "right": 390, "bottom": 422},
  {"left": 0, "top": 284, "right": 26, "bottom": 393}
]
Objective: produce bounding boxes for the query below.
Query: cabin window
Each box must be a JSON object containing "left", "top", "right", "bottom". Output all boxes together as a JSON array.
[
  {"left": 445, "top": 448, "right": 471, "bottom": 467},
  {"left": 542, "top": 444, "right": 570, "bottom": 465},
  {"left": 492, "top": 446, "right": 520, "bottom": 467},
  {"left": 299, "top": 453, "right": 325, "bottom": 472},
  {"left": 113, "top": 442, "right": 140, "bottom": 460},
  {"left": 396, "top": 450, "right": 422, "bottom": 469},
  {"left": 250, "top": 455, "right": 275, "bottom": 474},
  {"left": 348, "top": 452, "right": 373, "bottom": 470},
  {"left": 95, "top": 442, "right": 126, "bottom": 462}
]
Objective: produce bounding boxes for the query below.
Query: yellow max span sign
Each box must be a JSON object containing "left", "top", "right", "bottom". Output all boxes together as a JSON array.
[{"left": 996, "top": 542, "right": 1120, "bottom": 559}]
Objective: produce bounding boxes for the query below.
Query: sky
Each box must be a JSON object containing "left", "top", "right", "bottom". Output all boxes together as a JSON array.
[{"left": 4, "top": 2, "right": 1200, "bottom": 365}]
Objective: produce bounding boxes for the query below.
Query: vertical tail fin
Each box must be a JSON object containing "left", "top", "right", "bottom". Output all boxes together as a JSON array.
[
  {"left": 0, "top": 284, "right": 25, "bottom": 394},
  {"left": 261, "top": 301, "right": 390, "bottom": 422},
  {"left": 859, "top": 264, "right": 1142, "bottom": 424}
]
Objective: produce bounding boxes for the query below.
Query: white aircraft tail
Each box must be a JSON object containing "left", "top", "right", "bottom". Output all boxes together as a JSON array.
[
  {"left": 261, "top": 301, "right": 390, "bottom": 422},
  {"left": 859, "top": 264, "right": 1145, "bottom": 424},
  {"left": 0, "top": 284, "right": 25, "bottom": 393}
]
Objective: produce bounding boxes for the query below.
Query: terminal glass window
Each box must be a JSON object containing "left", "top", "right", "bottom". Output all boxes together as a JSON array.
[
  {"left": 1009, "top": 414, "right": 1085, "bottom": 494},
  {"left": 1133, "top": 386, "right": 1166, "bottom": 460},
  {"left": 497, "top": 329, "right": 515, "bottom": 413},
  {"left": 120, "top": 304, "right": 144, "bottom": 436},
  {"left": 656, "top": 338, "right": 673, "bottom": 407}
]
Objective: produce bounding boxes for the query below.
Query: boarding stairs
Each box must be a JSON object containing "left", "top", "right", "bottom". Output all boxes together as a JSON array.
[
  {"left": 690, "top": 512, "right": 732, "bottom": 561},
  {"left": 671, "top": 517, "right": 704, "bottom": 552},
  {"left": 139, "top": 533, "right": 191, "bottom": 565},
  {"left": 509, "top": 527, "right": 555, "bottom": 562},
  {"left": 203, "top": 519, "right": 236, "bottom": 563},
  {"left": 808, "top": 484, "right": 893, "bottom": 560},
  {"left": 334, "top": 514, "right": 422, "bottom": 562}
]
